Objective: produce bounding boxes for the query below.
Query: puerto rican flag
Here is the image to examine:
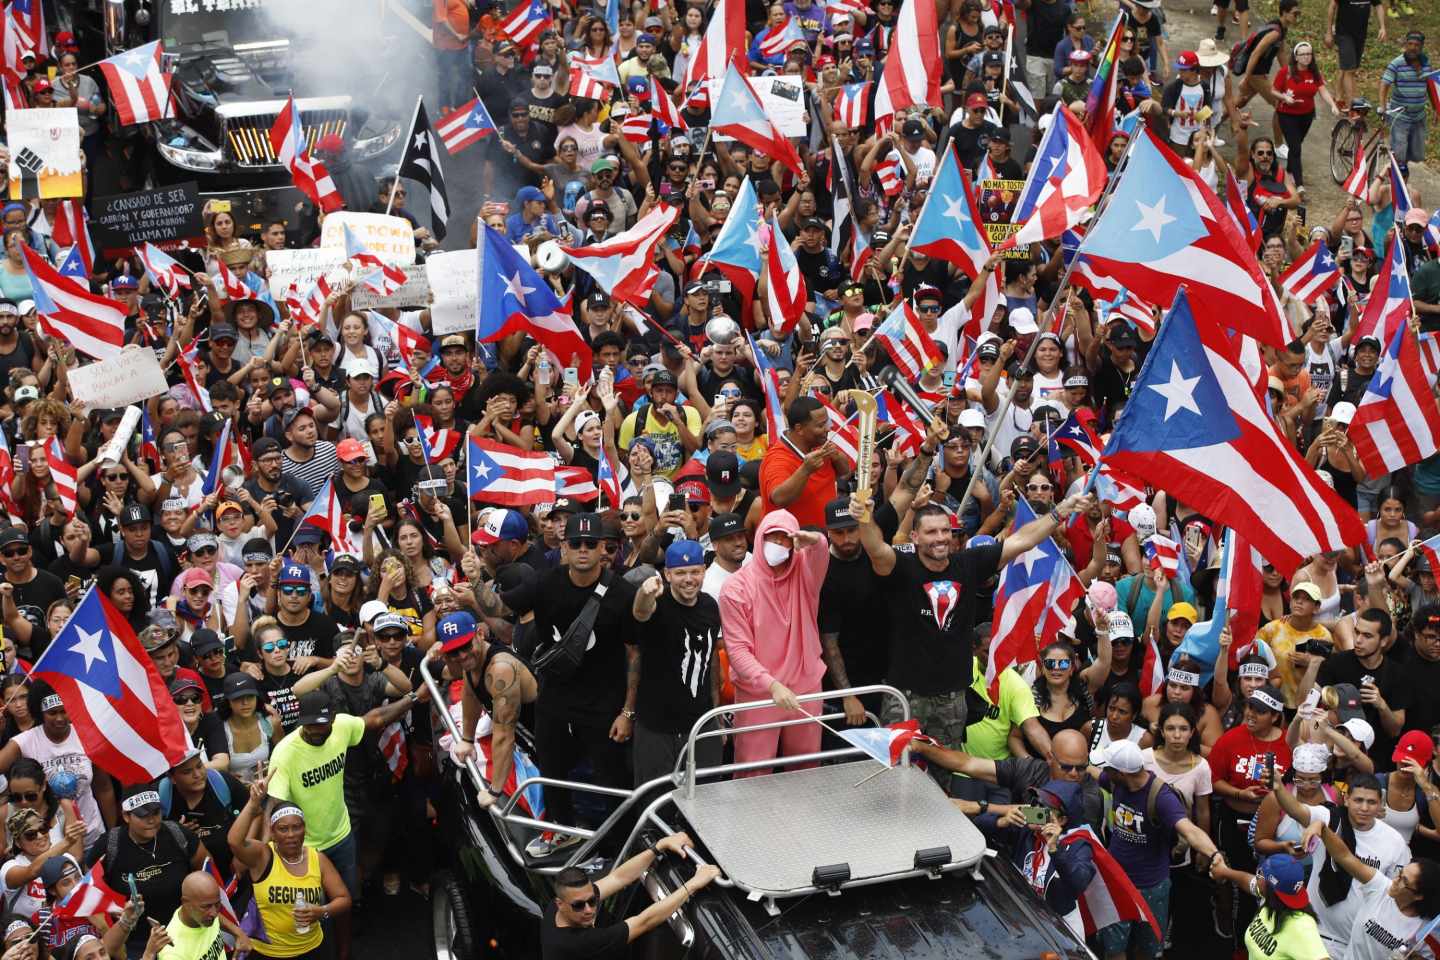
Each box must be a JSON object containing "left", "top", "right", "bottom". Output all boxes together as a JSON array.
[
  {"left": 298, "top": 478, "right": 357, "bottom": 553},
  {"left": 343, "top": 224, "right": 407, "bottom": 295},
  {"left": 709, "top": 61, "right": 804, "bottom": 177},
  {"left": 213, "top": 259, "right": 251, "bottom": 301},
  {"left": 138, "top": 242, "right": 192, "bottom": 298},
  {"left": 47, "top": 437, "right": 77, "bottom": 518},
  {"left": 555, "top": 465, "right": 600, "bottom": 501},
  {"left": 872, "top": 300, "right": 944, "bottom": 380},
  {"left": 139, "top": 406, "right": 161, "bottom": 470},
  {"left": 747, "top": 329, "right": 788, "bottom": 436},
  {"left": 52, "top": 860, "right": 128, "bottom": 919},
  {"left": 875, "top": 155, "right": 904, "bottom": 196},
  {"left": 467, "top": 437, "right": 556, "bottom": 507},
  {"left": 836, "top": 719, "right": 929, "bottom": 766},
  {"left": 200, "top": 419, "right": 240, "bottom": 498},
  {"left": 0, "top": 432, "right": 18, "bottom": 518},
  {"left": 269, "top": 96, "right": 343, "bottom": 213},
  {"left": 1104, "top": 289, "right": 1159, "bottom": 338},
  {"left": 1419, "top": 332, "right": 1440, "bottom": 384},
  {"left": 412, "top": 413, "right": 463, "bottom": 463},
  {"left": 817, "top": 394, "right": 861, "bottom": 469},
  {"left": 755, "top": 16, "right": 807, "bottom": 59},
  {"left": 620, "top": 112, "right": 653, "bottom": 143},
  {"left": 1144, "top": 533, "right": 1180, "bottom": 578},
  {"left": 437, "top": 97, "right": 498, "bottom": 154},
  {"left": 835, "top": 82, "right": 870, "bottom": 128},
  {"left": 177, "top": 341, "right": 212, "bottom": 411},
  {"left": 561, "top": 204, "right": 678, "bottom": 309},
  {"left": 569, "top": 57, "right": 619, "bottom": 99},
  {"left": 1341, "top": 138, "right": 1370, "bottom": 202},
  {"left": 478, "top": 229, "right": 593, "bottom": 376},
  {"left": 987, "top": 498, "right": 1070, "bottom": 700},
  {"left": 201, "top": 858, "right": 240, "bottom": 928},
  {"left": 1222, "top": 167, "right": 1262, "bottom": 252},
  {"left": 1418, "top": 533, "right": 1440, "bottom": 583},
  {"left": 871, "top": 0, "right": 941, "bottom": 124},
  {"left": 497, "top": 0, "right": 552, "bottom": 48},
  {"left": 1060, "top": 826, "right": 1162, "bottom": 939},
  {"left": 1002, "top": 103, "right": 1106, "bottom": 248},
  {"left": 877, "top": 390, "right": 924, "bottom": 458},
  {"left": 291, "top": 274, "right": 333, "bottom": 327},
  {"left": 21, "top": 246, "right": 126, "bottom": 361},
  {"left": 8, "top": 0, "right": 42, "bottom": 54},
  {"left": 97, "top": 41, "right": 172, "bottom": 126},
  {"left": 596, "top": 447, "right": 622, "bottom": 508},
  {"left": 650, "top": 77, "right": 687, "bottom": 131},
  {"left": 1055, "top": 412, "right": 1102, "bottom": 465},
  {"left": 1093, "top": 460, "right": 1148, "bottom": 511},
  {"left": 1350, "top": 228, "right": 1413, "bottom": 345},
  {"left": 50, "top": 200, "right": 94, "bottom": 277},
  {"left": 682, "top": 0, "right": 747, "bottom": 92},
  {"left": 910, "top": 144, "right": 998, "bottom": 341},
  {"left": 1278, "top": 238, "right": 1341, "bottom": 305},
  {"left": 366, "top": 310, "right": 430, "bottom": 363},
  {"left": 1138, "top": 634, "right": 1167, "bottom": 697},
  {"left": 1349, "top": 320, "right": 1440, "bottom": 478},
  {"left": 30, "top": 586, "right": 192, "bottom": 783},
  {"left": 378, "top": 721, "right": 408, "bottom": 781},
  {"left": 764, "top": 215, "right": 807, "bottom": 335},
  {"left": 703, "top": 176, "right": 763, "bottom": 301}
]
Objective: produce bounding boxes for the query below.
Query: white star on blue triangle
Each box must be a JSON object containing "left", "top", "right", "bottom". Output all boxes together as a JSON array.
[
  {"left": 110, "top": 42, "right": 158, "bottom": 79},
  {"left": 468, "top": 442, "right": 501, "bottom": 498},
  {"left": 1363, "top": 324, "right": 1406, "bottom": 402},
  {"left": 36, "top": 590, "right": 124, "bottom": 700},
  {"left": 999, "top": 499, "right": 1062, "bottom": 593},
  {"left": 1081, "top": 132, "right": 1207, "bottom": 262}
]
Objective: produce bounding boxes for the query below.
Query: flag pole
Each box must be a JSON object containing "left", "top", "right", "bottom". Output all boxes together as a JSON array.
[
  {"left": 955, "top": 130, "right": 1143, "bottom": 521},
  {"left": 386, "top": 95, "right": 424, "bottom": 217}
]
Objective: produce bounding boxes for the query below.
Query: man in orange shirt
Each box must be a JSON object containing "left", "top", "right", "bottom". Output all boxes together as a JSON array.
[
  {"left": 433, "top": 0, "right": 473, "bottom": 108},
  {"left": 760, "top": 397, "right": 850, "bottom": 529}
]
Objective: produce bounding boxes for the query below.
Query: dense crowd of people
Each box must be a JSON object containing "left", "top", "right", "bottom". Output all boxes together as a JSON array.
[{"left": 0, "top": 0, "right": 1438, "bottom": 958}]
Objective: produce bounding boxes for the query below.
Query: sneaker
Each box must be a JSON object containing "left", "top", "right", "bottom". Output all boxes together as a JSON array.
[
  {"left": 525, "top": 830, "right": 584, "bottom": 859},
  {"left": 1210, "top": 3, "right": 1218, "bottom": 12},
  {"left": 1215, "top": 25, "right": 1226, "bottom": 41},
  {"left": 1230, "top": 10, "right": 1240, "bottom": 23}
]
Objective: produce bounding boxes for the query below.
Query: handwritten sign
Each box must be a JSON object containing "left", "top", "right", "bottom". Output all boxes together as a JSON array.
[
  {"left": 69, "top": 347, "right": 169, "bottom": 408},
  {"left": 321, "top": 212, "right": 415, "bottom": 266},
  {"left": 350, "top": 264, "right": 431, "bottom": 309},
  {"left": 265, "top": 248, "right": 347, "bottom": 300},
  {"left": 8, "top": 108, "right": 83, "bottom": 199},
  {"left": 427, "top": 250, "right": 477, "bottom": 335},
  {"left": 711, "top": 76, "right": 807, "bottom": 139},
  {"left": 92, "top": 182, "right": 205, "bottom": 254}
]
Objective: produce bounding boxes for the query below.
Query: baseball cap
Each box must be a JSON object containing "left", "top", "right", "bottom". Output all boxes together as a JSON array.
[
  {"left": 473, "top": 508, "right": 529, "bottom": 545},
  {"left": 854, "top": 38, "right": 873, "bottom": 55},
  {"left": 1327, "top": 683, "right": 1364, "bottom": 722},
  {"left": 437, "top": 611, "right": 478, "bottom": 653},
  {"left": 1261, "top": 855, "right": 1309, "bottom": 909},
  {"left": 277, "top": 563, "right": 311, "bottom": 586},
  {"left": 1007, "top": 306, "right": 1039, "bottom": 335},
  {"left": 709, "top": 512, "right": 744, "bottom": 540},
  {"left": 120, "top": 503, "right": 151, "bottom": 527},
  {"left": 516, "top": 185, "right": 545, "bottom": 204},
  {"left": 799, "top": 216, "right": 827, "bottom": 232},
  {"left": 958, "top": 408, "right": 986, "bottom": 429},
  {"left": 664, "top": 539, "right": 704, "bottom": 569},
  {"left": 1093, "top": 739, "right": 1144, "bottom": 773},
  {"left": 440, "top": 334, "right": 468, "bottom": 350},
  {"left": 209, "top": 322, "right": 237, "bottom": 342},
  {"left": 1064, "top": 374, "right": 1090, "bottom": 389},
  {"left": 1010, "top": 435, "right": 1040, "bottom": 460},
  {"left": 359, "top": 599, "right": 388, "bottom": 625},
  {"left": 1108, "top": 611, "right": 1135, "bottom": 639},
  {"left": 373, "top": 613, "right": 409, "bottom": 636},
  {"left": 1405, "top": 208, "right": 1431, "bottom": 227},
  {"left": 706, "top": 451, "right": 742, "bottom": 498},
  {"left": 223, "top": 672, "right": 260, "bottom": 702},
  {"left": 977, "top": 340, "right": 1001, "bottom": 361},
  {"left": 295, "top": 692, "right": 334, "bottom": 726},
  {"left": 1175, "top": 50, "right": 1199, "bottom": 70},
  {"left": 347, "top": 358, "right": 378, "bottom": 379},
  {"left": 190, "top": 630, "right": 223, "bottom": 657},
  {"left": 1247, "top": 685, "right": 1285, "bottom": 714},
  {"left": 1290, "top": 581, "right": 1323, "bottom": 602},
  {"left": 1068, "top": 49, "right": 1093, "bottom": 63},
  {"left": 964, "top": 92, "right": 988, "bottom": 109},
  {"left": 168, "top": 673, "right": 203, "bottom": 698},
  {"left": 825, "top": 496, "right": 858, "bottom": 530},
  {"left": 186, "top": 532, "right": 219, "bottom": 555},
  {"left": 0, "top": 527, "right": 26, "bottom": 551},
  {"left": 1108, "top": 324, "right": 1139, "bottom": 346},
  {"left": 901, "top": 118, "right": 925, "bottom": 139},
  {"left": 1166, "top": 602, "right": 1199, "bottom": 624},
  {"left": 336, "top": 438, "right": 367, "bottom": 462},
  {"left": 292, "top": 525, "right": 325, "bottom": 546},
  {"left": 650, "top": 369, "right": 677, "bottom": 389},
  {"left": 1329, "top": 401, "right": 1357, "bottom": 425},
  {"left": 565, "top": 512, "right": 607, "bottom": 541},
  {"left": 12, "top": 385, "right": 37, "bottom": 404},
  {"left": 550, "top": 497, "right": 579, "bottom": 517},
  {"left": 1394, "top": 729, "right": 1435, "bottom": 768},
  {"left": 1340, "top": 717, "right": 1376, "bottom": 751},
  {"left": 331, "top": 552, "right": 363, "bottom": 575},
  {"left": 676, "top": 479, "right": 709, "bottom": 504},
  {"left": 591, "top": 155, "right": 619, "bottom": 174},
  {"left": 854, "top": 312, "right": 876, "bottom": 332}
]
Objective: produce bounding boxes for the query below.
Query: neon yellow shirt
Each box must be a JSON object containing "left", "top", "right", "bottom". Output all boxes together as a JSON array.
[
  {"left": 158, "top": 913, "right": 223, "bottom": 960},
  {"left": 1243, "top": 906, "right": 1328, "bottom": 960},
  {"left": 961, "top": 658, "right": 1039, "bottom": 760},
  {"left": 267, "top": 714, "right": 365, "bottom": 850}
]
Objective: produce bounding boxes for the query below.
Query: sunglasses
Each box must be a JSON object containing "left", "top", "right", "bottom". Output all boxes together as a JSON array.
[
  {"left": 191, "top": 546, "right": 218, "bottom": 557},
  {"left": 1027, "top": 484, "right": 1054, "bottom": 493},
  {"left": 1055, "top": 761, "right": 1087, "bottom": 773},
  {"left": 568, "top": 894, "right": 599, "bottom": 910},
  {"left": 198, "top": 648, "right": 225, "bottom": 658},
  {"left": 103, "top": 472, "right": 127, "bottom": 481},
  {"left": 7, "top": 791, "right": 39, "bottom": 803},
  {"left": 187, "top": 586, "right": 212, "bottom": 597},
  {"left": 173, "top": 694, "right": 202, "bottom": 706},
  {"left": 279, "top": 585, "right": 309, "bottom": 596},
  {"left": 622, "top": 512, "right": 643, "bottom": 521},
  {"left": 916, "top": 304, "right": 941, "bottom": 314},
  {"left": 0, "top": 547, "right": 28, "bottom": 559},
  {"left": 1043, "top": 658, "right": 1073, "bottom": 670},
  {"left": 18, "top": 829, "right": 42, "bottom": 842},
  {"left": 261, "top": 640, "right": 290, "bottom": 653},
  {"left": 1111, "top": 637, "right": 1134, "bottom": 645},
  {"left": 568, "top": 538, "right": 601, "bottom": 550}
]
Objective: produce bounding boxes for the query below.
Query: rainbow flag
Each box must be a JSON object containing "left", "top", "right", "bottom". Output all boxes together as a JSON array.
[{"left": 1084, "top": 14, "right": 1125, "bottom": 148}]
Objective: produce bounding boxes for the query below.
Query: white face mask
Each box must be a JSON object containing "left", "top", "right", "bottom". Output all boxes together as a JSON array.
[{"left": 762, "top": 541, "right": 791, "bottom": 567}]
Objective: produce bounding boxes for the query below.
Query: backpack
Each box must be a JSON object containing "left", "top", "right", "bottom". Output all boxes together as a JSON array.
[
  {"left": 156, "top": 770, "right": 231, "bottom": 816},
  {"left": 1145, "top": 775, "right": 1191, "bottom": 865},
  {"left": 104, "top": 820, "right": 188, "bottom": 872}
]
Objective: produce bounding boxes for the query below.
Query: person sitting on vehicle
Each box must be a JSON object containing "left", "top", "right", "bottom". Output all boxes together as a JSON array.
[
  {"left": 442, "top": 610, "right": 538, "bottom": 809},
  {"left": 541, "top": 832, "right": 721, "bottom": 960}
]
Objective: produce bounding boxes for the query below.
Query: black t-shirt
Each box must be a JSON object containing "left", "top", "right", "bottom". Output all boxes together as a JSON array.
[
  {"left": 242, "top": 476, "right": 312, "bottom": 548},
  {"left": 506, "top": 568, "right": 638, "bottom": 717},
  {"left": 946, "top": 120, "right": 1002, "bottom": 174},
  {"left": 523, "top": 91, "right": 567, "bottom": 149},
  {"left": 166, "top": 771, "right": 246, "bottom": 877},
  {"left": 818, "top": 552, "right": 889, "bottom": 690},
  {"left": 193, "top": 711, "right": 227, "bottom": 761},
  {"left": 878, "top": 544, "right": 1003, "bottom": 695},
  {"left": 1091, "top": 346, "right": 1151, "bottom": 428},
  {"left": 10, "top": 569, "right": 66, "bottom": 638},
  {"left": 1317, "top": 651, "right": 1410, "bottom": 771},
  {"left": 540, "top": 902, "right": 628, "bottom": 960},
  {"left": 95, "top": 541, "right": 176, "bottom": 604},
  {"left": 1026, "top": 0, "right": 1072, "bottom": 57},
  {"left": 260, "top": 670, "right": 303, "bottom": 731},
  {"left": 88, "top": 823, "right": 200, "bottom": 953},
  {"left": 280, "top": 610, "right": 339, "bottom": 663},
  {"left": 635, "top": 592, "right": 722, "bottom": 734},
  {"left": 1334, "top": 0, "right": 1380, "bottom": 38}
]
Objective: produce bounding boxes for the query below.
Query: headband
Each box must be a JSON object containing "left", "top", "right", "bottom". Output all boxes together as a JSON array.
[
  {"left": 40, "top": 694, "right": 61, "bottom": 712},
  {"left": 1168, "top": 669, "right": 1201, "bottom": 688},
  {"left": 1238, "top": 662, "right": 1271, "bottom": 680},
  {"left": 1249, "top": 690, "right": 1284, "bottom": 713},
  {"left": 4, "top": 919, "right": 31, "bottom": 940},
  {"left": 71, "top": 935, "right": 98, "bottom": 954},
  {"left": 270, "top": 804, "right": 305, "bottom": 825},
  {"left": 121, "top": 790, "right": 161, "bottom": 813}
]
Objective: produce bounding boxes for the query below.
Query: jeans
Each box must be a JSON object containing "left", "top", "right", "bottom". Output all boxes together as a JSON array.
[
  {"left": 1391, "top": 111, "right": 1427, "bottom": 170},
  {"left": 321, "top": 832, "right": 359, "bottom": 901},
  {"left": 1098, "top": 876, "right": 1171, "bottom": 959}
]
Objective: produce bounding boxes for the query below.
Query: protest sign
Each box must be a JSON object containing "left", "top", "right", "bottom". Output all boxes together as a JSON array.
[
  {"left": 7, "top": 109, "right": 83, "bottom": 199},
  {"left": 266, "top": 249, "right": 348, "bottom": 300},
  {"left": 68, "top": 347, "right": 169, "bottom": 408},
  {"left": 978, "top": 178, "right": 1027, "bottom": 259},
  {"left": 91, "top": 183, "right": 206, "bottom": 254},
  {"left": 712, "top": 76, "right": 806, "bottom": 139},
  {"left": 427, "top": 250, "right": 477, "bottom": 335},
  {"left": 321, "top": 212, "right": 416, "bottom": 265},
  {"left": 350, "top": 264, "right": 431, "bottom": 309},
  {"left": 96, "top": 406, "right": 143, "bottom": 465}
]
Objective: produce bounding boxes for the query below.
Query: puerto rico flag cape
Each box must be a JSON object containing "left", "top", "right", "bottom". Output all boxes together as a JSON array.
[{"left": 1060, "top": 826, "right": 1162, "bottom": 939}]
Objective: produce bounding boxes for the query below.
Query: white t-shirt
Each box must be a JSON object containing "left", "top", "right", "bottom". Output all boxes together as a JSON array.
[
  {"left": 1298, "top": 803, "right": 1411, "bottom": 948},
  {"left": 0, "top": 854, "right": 46, "bottom": 918},
  {"left": 12, "top": 727, "right": 103, "bottom": 849},
  {"left": 1344, "top": 871, "right": 1432, "bottom": 960},
  {"left": 702, "top": 559, "right": 745, "bottom": 602}
]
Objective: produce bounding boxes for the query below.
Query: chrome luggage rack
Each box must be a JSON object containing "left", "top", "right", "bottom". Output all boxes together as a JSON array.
[{"left": 420, "top": 664, "right": 987, "bottom": 907}]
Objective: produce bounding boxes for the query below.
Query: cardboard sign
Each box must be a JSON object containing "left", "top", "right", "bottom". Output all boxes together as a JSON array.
[
  {"left": 7, "top": 108, "right": 83, "bottom": 199},
  {"left": 91, "top": 182, "right": 206, "bottom": 254},
  {"left": 350, "top": 264, "right": 431, "bottom": 309},
  {"left": 711, "top": 76, "right": 807, "bottom": 140},
  {"left": 321, "top": 212, "right": 415, "bottom": 266},
  {"left": 265, "top": 248, "right": 348, "bottom": 300},
  {"left": 68, "top": 347, "right": 169, "bottom": 408},
  {"left": 978, "top": 178, "right": 1027, "bottom": 259},
  {"left": 427, "top": 249, "right": 477, "bottom": 335}
]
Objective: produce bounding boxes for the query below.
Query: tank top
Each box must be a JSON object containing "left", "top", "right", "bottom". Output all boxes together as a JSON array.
[
  {"left": 467, "top": 642, "right": 513, "bottom": 713},
  {"left": 223, "top": 717, "right": 272, "bottom": 784},
  {"left": 251, "top": 844, "right": 324, "bottom": 959}
]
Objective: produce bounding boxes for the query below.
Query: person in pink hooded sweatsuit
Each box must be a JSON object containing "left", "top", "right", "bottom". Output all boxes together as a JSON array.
[{"left": 718, "top": 508, "right": 829, "bottom": 775}]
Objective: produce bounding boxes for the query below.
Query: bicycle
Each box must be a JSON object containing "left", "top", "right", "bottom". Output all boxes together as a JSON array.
[{"left": 1329, "top": 99, "right": 1399, "bottom": 187}]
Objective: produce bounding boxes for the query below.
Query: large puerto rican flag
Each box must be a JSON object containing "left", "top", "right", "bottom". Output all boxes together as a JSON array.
[
  {"left": 561, "top": 204, "right": 679, "bottom": 309},
  {"left": 872, "top": 0, "right": 941, "bottom": 126},
  {"left": 269, "top": 96, "right": 343, "bottom": 213},
  {"left": 1349, "top": 320, "right": 1440, "bottom": 479},
  {"left": 21, "top": 246, "right": 125, "bottom": 361},
  {"left": 97, "top": 41, "right": 172, "bottom": 126},
  {"left": 1002, "top": 103, "right": 1106, "bottom": 248},
  {"left": 986, "top": 498, "right": 1081, "bottom": 699},
  {"left": 683, "top": 0, "right": 747, "bottom": 92},
  {"left": 1277, "top": 238, "right": 1341, "bottom": 305},
  {"left": 1060, "top": 826, "right": 1162, "bottom": 939},
  {"left": 467, "top": 437, "right": 556, "bottom": 507},
  {"left": 29, "top": 586, "right": 192, "bottom": 784},
  {"left": 709, "top": 61, "right": 804, "bottom": 177}
]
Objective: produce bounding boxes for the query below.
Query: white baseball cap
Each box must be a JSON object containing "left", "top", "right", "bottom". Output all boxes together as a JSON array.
[
  {"left": 958, "top": 408, "right": 986, "bottom": 429},
  {"left": 1092, "top": 739, "right": 1144, "bottom": 773},
  {"left": 359, "top": 600, "right": 388, "bottom": 625}
]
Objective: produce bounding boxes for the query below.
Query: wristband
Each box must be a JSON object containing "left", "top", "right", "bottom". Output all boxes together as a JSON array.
[{"left": 461, "top": 735, "right": 475, "bottom": 744}]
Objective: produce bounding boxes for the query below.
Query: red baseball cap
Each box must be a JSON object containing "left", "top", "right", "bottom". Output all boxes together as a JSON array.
[
  {"left": 1393, "top": 729, "right": 1435, "bottom": 768},
  {"left": 965, "top": 92, "right": 988, "bottom": 110}
]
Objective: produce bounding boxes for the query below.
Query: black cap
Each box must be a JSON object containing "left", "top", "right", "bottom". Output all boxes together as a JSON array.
[
  {"left": 268, "top": 375, "right": 294, "bottom": 395},
  {"left": 494, "top": 561, "right": 536, "bottom": 595},
  {"left": 0, "top": 527, "right": 26, "bottom": 549},
  {"left": 209, "top": 323, "right": 238, "bottom": 342},
  {"left": 97, "top": 408, "right": 124, "bottom": 423},
  {"left": 565, "top": 512, "right": 606, "bottom": 541},
  {"left": 901, "top": 118, "right": 925, "bottom": 139},
  {"left": 824, "top": 496, "right": 859, "bottom": 530},
  {"left": 304, "top": 327, "right": 329, "bottom": 344},
  {"left": 799, "top": 216, "right": 827, "bottom": 232},
  {"left": 190, "top": 629, "right": 223, "bottom": 657},
  {"left": 295, "top": 691, "right": 334, "bottom": 726},
  {"left": 650, "top": 369, "right": 678, "bottom": 388},
  {"left": 706, "top": 451, "right": 742, "bottom": 498},
  {"left": 709, "top": 512, "right": 744, "bottom": 539},
  {"left": 242, "top": 537, "right": 274, "bottom": 563},
  {"left": 990, "top": 126, "right": 1012, "bottom": 143},
  {"left": 1355, "top": 336, "right": 1382, "bottom": 352},
  {"left": 251, "top": 436, "right": 281, "bottom": 458},
  {"left": 587, "top": 290, "right": 611, "bottom": 307},
  {"left": 120, "top": 503, "right": 151, "bottom": 527},
  {"left": 283, "top": 406, "right": 314, "bottom": 429},
  {"left": 982, "top": 50, "right": 1004, "bottom": 66},
  {"left": 1010, "top": 435, "right": 1040, "bottom": 459},
  {"left": 223, "top": 672, "right": 259, "bottom": 701},
  {"left": 1108, "top": 324, "right": 1139, "bottom": 346},
  {"left": 550, "top": 497, "right": 579, "bottom": 516},
  {"left": 978, "top": 341, "right": 1001, "bottom": 360}
]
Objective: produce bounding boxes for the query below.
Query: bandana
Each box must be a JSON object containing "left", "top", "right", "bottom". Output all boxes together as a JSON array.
[
  {"left": 270, "top": 804, "right": 305, "bottom": 825},
  {"left": 1249, "top": 690, "right": 1283, "bottom": 713},
  {"left": 40, "top": 694, "right": 61, "bottom": 712},
  {"left": 1238, "top": 662, "right": 1271, "bottom": 680},
  {"left": 1168, "top": 669, "right": 1201, "bottom": 688},
  {"left": 121, "top": 790, "right": 161, "bottom": 812},
  {"left": 425, "top": 362, "right": 475, "bottom": 402},
  {"left": 174, "top": 597, "right": 209, "bottom": 628}
]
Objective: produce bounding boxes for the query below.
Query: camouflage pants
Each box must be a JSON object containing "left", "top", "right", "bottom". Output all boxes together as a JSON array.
[{"left": 882, "top": 689, "right": 968, "bottom": 749}]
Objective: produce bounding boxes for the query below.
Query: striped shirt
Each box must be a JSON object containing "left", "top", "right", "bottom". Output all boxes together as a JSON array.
[
  {"left": 282, "top": 440, "right": 339, "bottom": 500},
  {"left": 1381, "top": 53, "right": 1432, "bottom": 117}
]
